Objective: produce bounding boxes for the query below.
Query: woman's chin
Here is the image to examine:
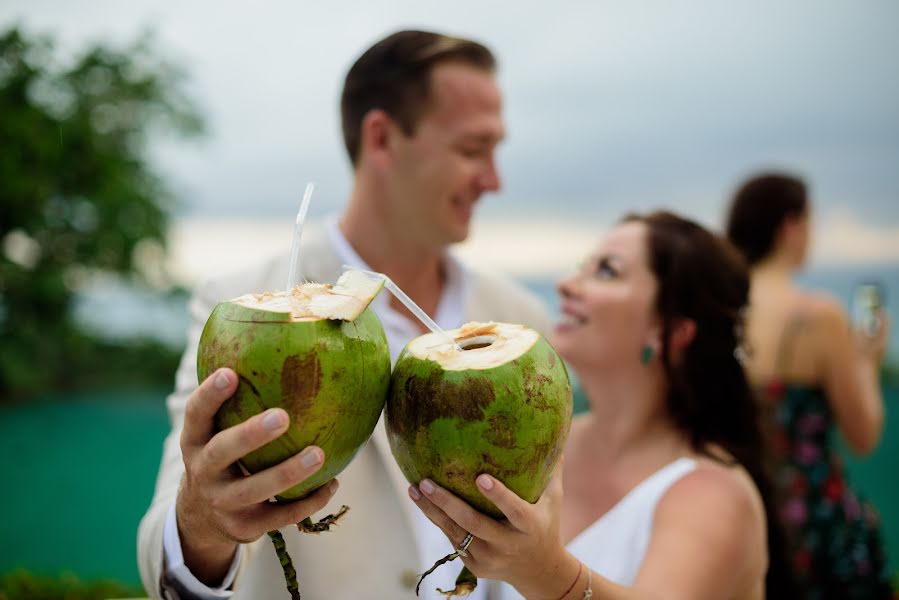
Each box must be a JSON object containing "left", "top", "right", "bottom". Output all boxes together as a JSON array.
[{"left": 550, "top": 327, "right": 584, "bottom": 365}]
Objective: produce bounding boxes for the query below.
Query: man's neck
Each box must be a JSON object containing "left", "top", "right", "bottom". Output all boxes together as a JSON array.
[{"left": 339, "top": 183, "right": 447, "bottom": 322}]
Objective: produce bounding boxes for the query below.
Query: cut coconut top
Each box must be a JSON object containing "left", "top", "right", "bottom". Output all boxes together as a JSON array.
[
  {"left": 405, "top": 321, "right": 540, "bottom": 371},
  {"left": 230, "top": 269, "right": 385, "bottom": 321}
]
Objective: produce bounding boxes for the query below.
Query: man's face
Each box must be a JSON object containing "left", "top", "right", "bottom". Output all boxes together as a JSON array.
[{"left": 387, "top": 62, "right": 505, "bottom": 248}]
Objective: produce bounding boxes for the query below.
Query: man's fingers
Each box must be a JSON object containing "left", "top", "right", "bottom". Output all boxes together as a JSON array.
[
  {"left": 202, "top": 407, "right": 291, "bottom": 473},
  {"left": 182, "top": 368, "right": 239, "bottom": 450},
  {"left": 226, "top": 446, "right": 326, "bottom": 506},
  {"left": 258, "top": 480, "right": 341, "bottom": 532}
]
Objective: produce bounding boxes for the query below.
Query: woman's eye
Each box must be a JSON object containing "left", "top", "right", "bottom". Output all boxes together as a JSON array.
[{"left": 596, "top": 259, "right": 618, "bottom": 279}]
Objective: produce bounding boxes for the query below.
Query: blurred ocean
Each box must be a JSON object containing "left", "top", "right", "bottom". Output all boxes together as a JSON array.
[{"left": 75, "top": 262, "right": 899, "bottom": 358}]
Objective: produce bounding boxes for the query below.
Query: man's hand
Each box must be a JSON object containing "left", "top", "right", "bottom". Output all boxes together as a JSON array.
[{"left": 176, "top": 368, "right": 339, "bottom": 585}]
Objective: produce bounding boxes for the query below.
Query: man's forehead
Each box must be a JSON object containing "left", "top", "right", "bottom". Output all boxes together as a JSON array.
[
  {"left": 424, "top": 63, "right": 504, "bottom": 133},
  {"left": 430, "top": 63, "right": 501, "bottom": 103}
]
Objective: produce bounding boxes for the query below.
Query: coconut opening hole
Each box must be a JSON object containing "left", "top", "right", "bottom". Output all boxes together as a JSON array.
[{"left": 457, "top": 335, "right": 497, "bottom": 350}]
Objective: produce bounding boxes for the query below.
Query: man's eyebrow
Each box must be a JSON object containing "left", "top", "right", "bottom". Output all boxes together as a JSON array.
[{"left": 460, "top": 132, "right": 505, "bottom": 144}]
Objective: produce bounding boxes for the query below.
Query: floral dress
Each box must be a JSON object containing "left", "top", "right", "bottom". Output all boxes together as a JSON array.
[{"left": 760, "top": 378, "right": 895, "bottom": 599}]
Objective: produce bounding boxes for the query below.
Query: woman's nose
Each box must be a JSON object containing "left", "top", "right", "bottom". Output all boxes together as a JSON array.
[{"left": 556, "top": 272, "right": 578, "bottom": 299}]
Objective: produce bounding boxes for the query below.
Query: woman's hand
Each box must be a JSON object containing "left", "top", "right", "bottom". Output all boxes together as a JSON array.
[
  {"left": 855, "top": 309, "right": 890, "bottom": 365},
  {"left": 409, "top": 465, "right": 580, "bottom": 599}
]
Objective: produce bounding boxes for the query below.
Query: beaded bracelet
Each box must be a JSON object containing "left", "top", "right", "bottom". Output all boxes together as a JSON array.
[{"left": 553, "top": 562, "right": 583, "bottom": 600}]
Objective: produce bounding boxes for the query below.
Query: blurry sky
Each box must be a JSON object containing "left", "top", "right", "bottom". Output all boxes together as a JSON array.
[{"left": 4, "top": 0, "right": 899, "bottom": 279}]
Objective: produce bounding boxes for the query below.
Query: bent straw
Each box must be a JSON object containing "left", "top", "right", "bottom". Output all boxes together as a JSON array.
[
  {"left": 342, "top": 264, "right": 462, "bottom": 351},
  {"left": 285, "top": 182, "right": 316, "bottom": 291}
]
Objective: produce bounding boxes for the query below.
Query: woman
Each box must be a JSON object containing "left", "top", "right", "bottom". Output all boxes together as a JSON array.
[
  {"left": 409, "top": 211, "right": 795, "bottom": 599},
  {"left": 726, "top": 173, "right": 893, "bottom": 599}
]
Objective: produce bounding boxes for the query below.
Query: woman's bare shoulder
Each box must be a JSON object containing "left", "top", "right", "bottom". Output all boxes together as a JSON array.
[
  {"left": 664, "top": 458, "right": 763, "bottom": 521},
  {"left": 646, "top": 458, "right": 767, "bottom": 592},
  {"left": 798, "top": 289, "right": 846, "bottom": 322}
]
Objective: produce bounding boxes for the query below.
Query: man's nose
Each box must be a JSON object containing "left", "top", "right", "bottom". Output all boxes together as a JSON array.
[{"left": 477, "top": 157, "right": 501, "bottom": 193}]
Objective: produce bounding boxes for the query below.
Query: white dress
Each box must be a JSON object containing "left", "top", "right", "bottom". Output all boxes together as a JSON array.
[{"left": 493, "top": 457, "right": 697, "bottom": 599}]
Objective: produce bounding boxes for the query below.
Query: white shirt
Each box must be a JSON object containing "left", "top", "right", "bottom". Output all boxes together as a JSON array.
[{"left": 163, "top": 217, "right": 486, "bottom": 599}]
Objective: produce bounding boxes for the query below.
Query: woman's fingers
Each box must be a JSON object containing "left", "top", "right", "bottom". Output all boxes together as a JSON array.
[
  {"left": 413, "top": 479, "right": 507, "bottom": 542},
  {"left": 409, "top": 485, "right": 472, "bottom": 549},
  {"left": 474, "top": 474, "right": 537, "bottom": 533}
]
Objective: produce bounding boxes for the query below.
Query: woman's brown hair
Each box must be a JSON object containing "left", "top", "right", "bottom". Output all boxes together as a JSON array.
[
  {"left": 725, "top": 173, "right": 808, "bottom": 266},
  {"left": 625, "top": 210, "right": 799, "bottom": 598}
]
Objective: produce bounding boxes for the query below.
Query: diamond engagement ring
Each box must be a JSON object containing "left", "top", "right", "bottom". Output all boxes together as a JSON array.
[{"left": 457, "top": 532, "right": 475, "bottom": 557}]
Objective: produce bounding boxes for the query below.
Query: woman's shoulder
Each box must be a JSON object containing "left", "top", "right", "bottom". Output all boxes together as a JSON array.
[
  {"left": 645, "top": 457, "right": 767, "bottom": 591},
  {"left": 796, "top": 289, "right": 848, "bottom": 325},
  {"left": 656, "top": 457, "right": 766, "bottom": 556},
  {"left": 661, "top": 458, "right": 763, "bottom": 520}
]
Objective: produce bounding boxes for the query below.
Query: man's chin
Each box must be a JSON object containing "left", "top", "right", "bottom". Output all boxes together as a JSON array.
[{"left": 446, "top": 227, "right": 470, "bottom": 246}]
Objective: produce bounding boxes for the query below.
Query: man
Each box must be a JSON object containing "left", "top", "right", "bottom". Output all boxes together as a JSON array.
[{"left": 138, "top": 30, "right": 550, "bottom": 599}]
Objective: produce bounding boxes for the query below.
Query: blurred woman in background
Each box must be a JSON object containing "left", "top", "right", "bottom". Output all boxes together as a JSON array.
[
  {"left": 411, "top": 211, "right": 796, "bottom": 599},
  {"left": 726, "top": 173, "right": 893, "bottom": 599}
]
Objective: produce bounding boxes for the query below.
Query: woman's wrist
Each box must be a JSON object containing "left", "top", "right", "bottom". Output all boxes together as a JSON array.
[{"left": 515, "top": 549, "right": 583, "bottom": 600}]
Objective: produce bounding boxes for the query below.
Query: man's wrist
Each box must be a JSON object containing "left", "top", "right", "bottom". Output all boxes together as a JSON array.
[
  {"left": 175, "top": 493, "right": 239, "bottom": 584},
  {"left": 164, "top": 500, "right": 243, "bottom": 598}
]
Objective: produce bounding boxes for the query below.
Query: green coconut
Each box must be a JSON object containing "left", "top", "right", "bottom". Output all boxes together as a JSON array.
[
  {"left": 196, "top": 269, "right": 391, "bottom": 600},
  {"left": 197, "top": 270, "right": 391, "bottom": 500},
  {"left": 386, "top": 321, "right": 572, "bottom": 597},
  {"left": 387, "top": 321, "right": 572, "bottom": 516}
]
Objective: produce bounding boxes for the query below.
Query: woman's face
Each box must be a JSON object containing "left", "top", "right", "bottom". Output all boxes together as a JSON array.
[
  {"left": 551, "top": 221, "right": 660, "bottom": 372},
  {"left": 789, "top": 210, "right": 811, "bottom": 268}
]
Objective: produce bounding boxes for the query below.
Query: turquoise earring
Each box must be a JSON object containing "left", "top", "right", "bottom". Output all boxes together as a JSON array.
[{"left": 640, "top": 345, "right": 654, "bottom": 365}]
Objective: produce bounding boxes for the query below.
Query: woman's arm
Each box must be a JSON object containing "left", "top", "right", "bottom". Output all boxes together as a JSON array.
[{"left": 815, "top": 297, "right": 887, "bottom": 454}]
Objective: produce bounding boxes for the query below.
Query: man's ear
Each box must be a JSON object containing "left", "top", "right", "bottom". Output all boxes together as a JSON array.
[
  {"left": 669, "top": 318, "right": 697, "bottom": 357},
  {"left": 358, "top": 109, "right": 395, "bottom": 169}
]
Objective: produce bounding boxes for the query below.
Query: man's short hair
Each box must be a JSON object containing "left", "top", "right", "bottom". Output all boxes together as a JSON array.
[{"left": 340, "top": 30, "right": 496, "bottom": 166}]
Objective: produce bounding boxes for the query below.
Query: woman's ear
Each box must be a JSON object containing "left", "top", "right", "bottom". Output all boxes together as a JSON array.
[{"left": 669, "top": 318, "right": 697, "bottom": 356}]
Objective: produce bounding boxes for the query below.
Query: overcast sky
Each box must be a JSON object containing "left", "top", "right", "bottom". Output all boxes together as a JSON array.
[{"left": 4, "top": 0, "right": 899, "bottom": 270}]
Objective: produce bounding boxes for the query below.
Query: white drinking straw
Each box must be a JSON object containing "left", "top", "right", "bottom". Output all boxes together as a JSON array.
[
  {"left": 285, "top": 182, "right": 316, "bottom": 291},
  {"left": 343, "top": 264, "right": 461, "bottom": 351}
]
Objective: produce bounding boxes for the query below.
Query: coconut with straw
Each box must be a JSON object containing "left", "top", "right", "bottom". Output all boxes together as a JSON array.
[{"left": 196, "top": 184, "right": 393, "bottom": 599}]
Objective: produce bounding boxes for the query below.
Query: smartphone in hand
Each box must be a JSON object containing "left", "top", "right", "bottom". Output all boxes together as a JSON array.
[{"left": 852, "top": 282, "right": 886, "bottom": 336}]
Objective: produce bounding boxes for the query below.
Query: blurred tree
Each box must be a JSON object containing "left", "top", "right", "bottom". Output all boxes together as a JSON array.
[{"left": 0, "top": 27, "right": 203, "bottom": 399}]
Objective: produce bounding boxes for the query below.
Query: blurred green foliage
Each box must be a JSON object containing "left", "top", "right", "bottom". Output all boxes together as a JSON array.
[
  {"left": 0, "top": 570, "right": 143, "bottom": 600},
  {"left": 0, "top": 27, "right": 202, "bottom": 400}
]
